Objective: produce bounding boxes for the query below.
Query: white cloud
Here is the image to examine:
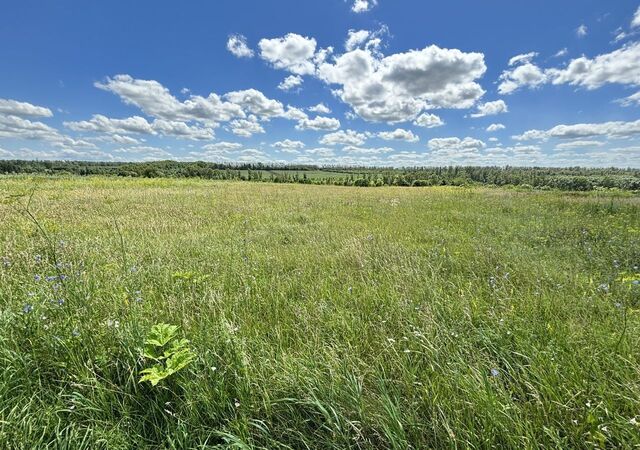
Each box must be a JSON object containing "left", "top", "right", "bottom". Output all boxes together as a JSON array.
[
  {"left": 0, "top": 113, "right": 96, "bottom": 150},
  {"left": 508, "top": 52, "right": 538, "bottom": 66},
  {"left": 295, "top": 116, "right": 341, "bottom": 131},
  {"left": 428, "top": 137, "right": 486, "bottom": 152},
  {"left": 224, "top": 89, "right": 286, "bottom": 119},
  {"left": 413, "top": 113, "right": 444, "bottom": 128},
  {"left": 342, "top": 145, "right": 393, "bottom": 154},
  {"left": 616, "top": 91, "right": 640, "bottom": 107},
  {"left": 258, "top": 33, "right": 318, "bottom": 75},
  {"left": 65, "top": 114, "right": 154, "bottom": 134},
  {"left": 345, "top": 30, "right": 371, "bottom": 51},
  {"left": 499, "top": 42, "right": 640, "bottom": 94},
  {"left": 305, "top": 147, "right": 335, "bottom": 157},
  {"left": 470, "top": 100, "right": 508, "bottom": 117},
  {"left": 351, "top": 0, "right": 377, "bottom": 13},
  {"left": 0, "top": 99, "right": 53, "bottom": 117},
  {"left": 230, "top": 116, "right": 265, "bottom": 137},
  {"left": 308, "top": 103, "right": 331, "bottom": 114},
  {"left": 576, "top": 24, "right": 588, "bottom": 37},
  {"left": 554, "top": 140, "right": 604, "bottom": 150},
  {"left": 317, "top": 45, "right": 486, "bottom": 123},
  {"left": 498, "top": 55, "right": 547, "bottom": 94},
  {"left": 554, "top": 48, "right": 568, "bottom": 58},
  {"left": 486, "top": 123, "right": 505, "bottom": 132},
  {"left": 633, "top": 6, "right": 640, "bottom": 28},
  {"left": 65, "top": 114, "right": 214, "bottom": 140},
  {"left": 95, "top": 75, "right": 244, "bottom": 125},
  {"left": 151, "top": 120, "right": 215, "bottom": 140},
  {"left": 547, "top": 42, "right": 640, "bottom": 89},
  {"left": 378, "top": 128, "right": 419, "bottom": 142},
  {"left": 202, "top": 142, "right": 243, "bottom": 152},
  {"left": 513, "top": 119, "right": 640, "bottom": 141},
  {"left": 277, "top": 75, "right": 304, "bottom": 92},
  {"left": 272, "top": 139, "right": 305, "bottom": 150},
  {"left": 227, "top": 34, "right": 254, "bottom": 58},
  {"left": 319, "top": 129, "right": 368, "bottom": 146}
]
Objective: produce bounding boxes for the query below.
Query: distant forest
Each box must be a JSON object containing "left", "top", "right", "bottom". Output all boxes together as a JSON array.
[{"left": 1, "top": 159, "right": 639, "bottom": 191}]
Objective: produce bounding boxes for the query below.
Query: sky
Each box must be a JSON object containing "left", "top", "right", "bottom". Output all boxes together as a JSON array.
[{"left": 1, "top": 0, "right": 640, "bottom": 167}]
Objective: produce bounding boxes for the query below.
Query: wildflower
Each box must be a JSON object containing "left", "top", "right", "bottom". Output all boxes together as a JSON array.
[
  {"left": 130, "top": 266, "right": 138, "bottom": 273},
  {"left": 72, "top": 329, "right": 80, "bottom": 337},
  {"left": 22, "top": 304, "right": 33, "bottom": 314},
  {"left": 490, "top": 368, "right": 500, "bottom": 377},
  {"left": 45, "top": 275, "right": 58, "bottom": 282},
  {"left": 613, "top": 260, "right": 620, "bottom": 268},
  {"left": 2, "top": 257, "right": 11, "bottom": 267},
  {"left": 34, "top": 274, "right": 42, "bottom": 282},
  {"left": 597, "top": 283, "right": 609, "bottom": 293},
  {"left": 234, "top": 399, "right": 240, "bottom": 408},
  {"left": 347, "top": 286, "right": 353, "bottom": 294},
  {"left": 632, "top": 280, "right": 640, "bottom": 286},
  {"left": 630, "top": 417, "right": 638, "bottom": 426},
  {"left": 489, "top": 276, "right": 497, "bottom": 288},
  {"left": 34, "top": 254, "right": 42, "bottom": 263},
  {"left": 615, "top": 303, "right": 623, "bottom": 309},
  {"left": 106, "top": 319, "right": 120, "bottom": 328},
  {"left": 57, "top": 299, "right": 65, "bottom": 306},
  {"left": 59, "top": 274, "right": 67, "bottom": 281}
]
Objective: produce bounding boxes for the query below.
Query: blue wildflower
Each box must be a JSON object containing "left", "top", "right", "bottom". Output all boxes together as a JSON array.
[
  {"left": 490, "top": 368, "right": 500, "bottom": 377},
  {"left": 22, "top": 304, "right": 33, "bottom": 314},
  {"left": 72, "top": 329, "right": 80, "bottom": 337},
  {"left": 45, "top": 275, "right": 57, "bottom": 282},
  {"left": 632, "top": 280, "right": 640, "bottom": 286},
  {"left": 34, "top": 274, "right": 42, "bottom": 282},
  {"left": 34, "top": 255, "right": 42, "bottom": 263},
  {"left": 57, "top": 299, "right": 65, "bottom": 306},
  {"left": 598, "top": 283, "right": 609, "bottom": 293}
]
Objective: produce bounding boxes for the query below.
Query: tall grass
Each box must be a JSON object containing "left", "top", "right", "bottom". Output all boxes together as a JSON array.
[{"left": 0, "top": 176, "right": 639, "bottom": 449}]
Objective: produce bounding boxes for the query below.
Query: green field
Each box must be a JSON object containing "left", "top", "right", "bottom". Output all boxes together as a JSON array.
[{"left": 1, "top": 177, "right": 639, "bottom": 449}]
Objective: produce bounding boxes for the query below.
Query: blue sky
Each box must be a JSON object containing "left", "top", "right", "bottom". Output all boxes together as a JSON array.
[{"left": 1, "top": 0, "right": 640, "bottom": 167}]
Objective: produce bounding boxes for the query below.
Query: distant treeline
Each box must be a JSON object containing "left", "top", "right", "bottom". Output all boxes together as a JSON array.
[{"left": 1, "top": 159, "right": 639, "bottom": 191}]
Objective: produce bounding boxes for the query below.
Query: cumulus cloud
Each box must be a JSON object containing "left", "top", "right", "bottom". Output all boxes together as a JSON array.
[
  {"left": 258, "top": 33, "right": 318, "bottom": 75},
  {"left": 295, "top": 116, "right": 341, "bottom": 131},
  {"left": 633, "top": 6, "right": 640, "bottom": 28},
  {"left": 65, "top": 114, "right": 215, "bottom": 140},
  {"left": 428, "top": 136, "right": 486, "bottom": 151},
  {"left": 308, "top": 103, "right": 331, "bottom": 114},
  {"left": 554, "top": 140, "right": 604, "bottom": 150},
  {"left": 277, "top": 75, "right": 304, "bottom": 91},
  {"left": 224, "top": 89, "right": 286, "bottom": 119},
  {"left": 470, "top": 100, "right": 508, "bottom": 117},
  {"left": 547, "top": 42, "right": 640, "bottom": 89},
  {"left": 486, "top": 123, "right": 505, "bottom": 132},
  {"left": 413, "top": 113, "right": 444, "bottom": 128},
  {"left": 0, "top": 99, "right": 53, "bottom": 118},
  {"left": 378, "top": 128, "right": 419, "bottom": 142},
  {"left": 96, "top": 75, "right": 244, "bottom": 125},
  {"left": 230, "top": 116, "right": 265, "bottom": 137},
  {"left": 513, "top": 119, "right": 640, "bottom": 141},
  {"left": 272, "top": 139, "right": 305, "bottom": 151},
  {"left": 345, "top": 30, "right": 371, "bottom": 51},
  {"left": 0, "top": 112, "right": 96, "bottom": 150},
  {"left": 227, "top": 34, "right": 254, "bottom": 58},
  {"left": 317, "top": 45, "right": 486, "bottom": 123},
  {"left": 499, "top": 42, "right": 640, "bottom": 94},
  {"left": 65, "top": 114, "right": 154, "bottom": 135},
  {"left": 498, "top": 54, "right": 547, "bottom": 94},
  {"left": 342, "top": 145, "right": 393, "bottom": 154},
  {"left": 351, "top": 0, "right": 377, "bottom": 13},
  {"left": 319, "top": 129, "right": 368, "bottom": 146},
  {"left": 576, "top": 24, "right": 588, "bottom": 38}
]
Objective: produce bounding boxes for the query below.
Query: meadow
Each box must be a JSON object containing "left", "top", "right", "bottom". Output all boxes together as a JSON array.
[{"left": 0, "top": 176, "right": 639, "bottom": 449}]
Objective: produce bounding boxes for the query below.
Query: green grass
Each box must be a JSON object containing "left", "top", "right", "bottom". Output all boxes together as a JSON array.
[{"left": 0, "top": 176, "right": 639, "bottom": 449}]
